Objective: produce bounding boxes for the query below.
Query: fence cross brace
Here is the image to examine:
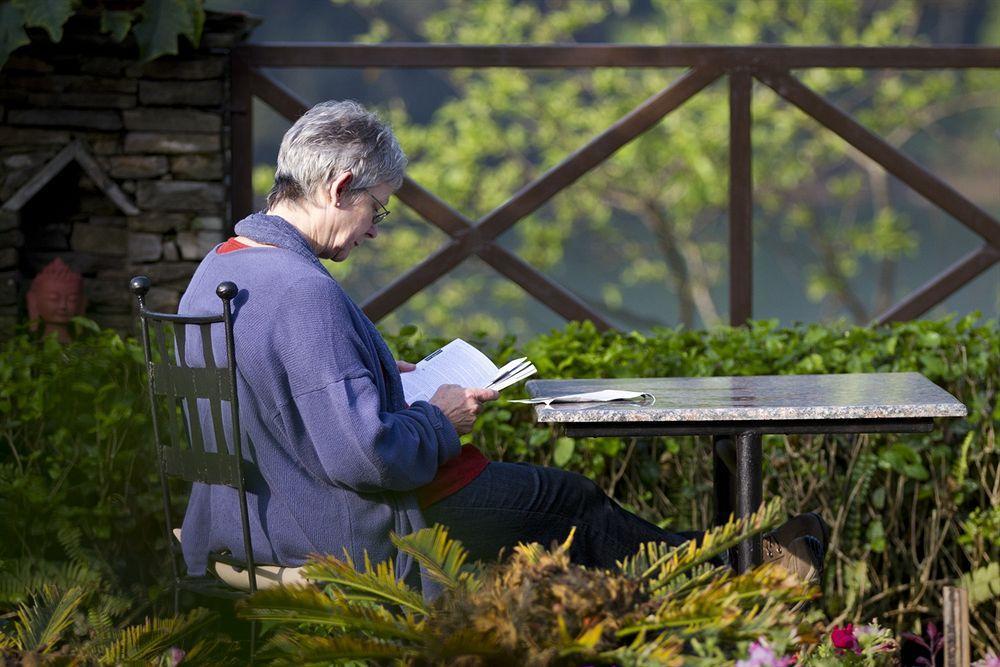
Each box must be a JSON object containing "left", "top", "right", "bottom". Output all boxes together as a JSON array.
[
  {"left": 755, "top": 69, "right": 1000, "bottom": 322},
  {"left": 240, "top": 62, "right": 722, "bottom": 327},
  {"left": 231, "top": 45, "right": 1000, "bottom": 327}
]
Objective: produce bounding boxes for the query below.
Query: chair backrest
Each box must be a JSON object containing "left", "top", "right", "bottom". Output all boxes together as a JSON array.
[{"left": 129, "top": 276, "right": 258, "bottom": 593}]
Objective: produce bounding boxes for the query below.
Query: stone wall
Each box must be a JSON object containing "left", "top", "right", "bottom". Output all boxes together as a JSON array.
[{"left": 0, "top": 11, "right": 257, "bottom": 333}]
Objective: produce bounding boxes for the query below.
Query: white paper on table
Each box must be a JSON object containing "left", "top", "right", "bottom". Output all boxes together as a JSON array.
[{"left": 510, "top": 389, "right": 655, "bottom": 406}]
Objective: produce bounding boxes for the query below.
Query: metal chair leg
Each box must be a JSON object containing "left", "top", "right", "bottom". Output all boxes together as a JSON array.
[{"left": 249, "top": 619, "right": 257, "bottom": 664}]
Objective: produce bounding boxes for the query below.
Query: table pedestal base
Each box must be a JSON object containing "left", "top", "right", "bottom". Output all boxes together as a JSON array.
[
  {"left": 713, "top": 433, "right": 763, "bottom": 572},
  {"left": 735, "top": 431, "right": 763, "bottom": 571},
  {"left": 561, "top": 417, "right": 935, "bottom": 573}
]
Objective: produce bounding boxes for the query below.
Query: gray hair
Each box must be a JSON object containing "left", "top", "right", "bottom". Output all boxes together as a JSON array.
[{"left": 266, "top": 100, "right": 407, "bottom": 209}]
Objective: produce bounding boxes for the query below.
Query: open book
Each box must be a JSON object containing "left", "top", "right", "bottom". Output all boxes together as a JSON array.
[{"left": 400, "top": 339, "right": 537, "bottom": 405}]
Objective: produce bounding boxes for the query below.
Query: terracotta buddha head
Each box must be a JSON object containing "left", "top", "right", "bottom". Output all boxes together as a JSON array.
[{"left": 26, "top": 258, "right": 86, "bottom": 343}]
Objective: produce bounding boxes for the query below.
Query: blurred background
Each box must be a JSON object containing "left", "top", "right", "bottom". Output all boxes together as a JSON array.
[{"left": 207, "top": 0, "right": 999, "bottom": 340}]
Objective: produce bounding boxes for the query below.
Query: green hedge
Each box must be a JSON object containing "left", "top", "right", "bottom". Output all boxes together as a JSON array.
[
  {"left": 1, "top": 316, "right": 996, "bottom": 653},
  {"left": 0, "top": 322, "right": 169, "bottom": 606},
  {"left": 386, "top": 315, "right": 999, "bottom": 653}
]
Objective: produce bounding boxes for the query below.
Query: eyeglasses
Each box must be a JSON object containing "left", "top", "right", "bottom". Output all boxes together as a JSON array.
[{"left": 364, "top": 190, "right": 391, "bottom": 225}]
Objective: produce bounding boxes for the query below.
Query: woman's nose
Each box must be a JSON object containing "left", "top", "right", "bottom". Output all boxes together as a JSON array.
[{"left": 367, "top": 225, "right": 379, "bottom": 239}]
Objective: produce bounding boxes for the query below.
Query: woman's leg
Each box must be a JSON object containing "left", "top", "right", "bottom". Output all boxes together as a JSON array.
[{"left": 422, "top": 461, "right": 698, "bottom": 569}]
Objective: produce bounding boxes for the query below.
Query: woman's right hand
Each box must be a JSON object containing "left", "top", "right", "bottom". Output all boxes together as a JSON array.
[{"left": 429, "top": 384, "right": 499, "bottom": 435}]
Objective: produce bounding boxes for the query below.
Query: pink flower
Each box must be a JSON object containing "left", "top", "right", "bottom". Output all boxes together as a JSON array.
[
  {"left": 737, "top": 639, "right": 796, "bottom": 667},
  {"left": 168, "top": 647, "right": 186, "bottom": 666},
  {"left": 831, "top": 624, "right": 862, "bottom": 655},
  {"left": 972, "top": 654, "right": 1000, "bottom": 667}
]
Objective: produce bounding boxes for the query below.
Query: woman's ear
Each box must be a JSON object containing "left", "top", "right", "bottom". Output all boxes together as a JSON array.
[{"left": 330, "top": 171, "right": 354, "bottom": 207}]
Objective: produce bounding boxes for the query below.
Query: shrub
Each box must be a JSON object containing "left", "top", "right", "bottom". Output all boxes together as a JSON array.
[
  {"left": 240, "top": 500, "right": 820, "bottom": 666},
  {"left": 386, "top": 314, "right": 999, "bottom": 654},
  {"left": 0, "top": 320, "right": 170, "bottom": 607},
  {"left": 0, "top": 315, "right": 995, "bottom": 656}
]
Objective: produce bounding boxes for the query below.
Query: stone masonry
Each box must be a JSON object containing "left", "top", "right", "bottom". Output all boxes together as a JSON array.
[{"left": 0, "top": 11, "right": 258, "bottom": 333}]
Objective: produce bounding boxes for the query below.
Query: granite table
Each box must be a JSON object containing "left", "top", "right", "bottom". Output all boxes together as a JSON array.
[{"left": 525, "top": 372, "right": 966, "bottom": 572}]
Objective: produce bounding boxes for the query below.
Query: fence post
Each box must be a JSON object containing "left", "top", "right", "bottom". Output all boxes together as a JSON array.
[
  {"left": 729, "top": 70, "right": 753, "bottom": 326},
  {"left": 943, "top": 586, "right": 970, "bottom": 667},
  {"left": 229, "top": 50, "right": 254, "bottom": 229}
]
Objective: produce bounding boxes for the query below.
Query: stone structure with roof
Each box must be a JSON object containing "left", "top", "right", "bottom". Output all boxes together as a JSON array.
[{"left": 0, "top": 10, "right": 258, "bottom": 333}]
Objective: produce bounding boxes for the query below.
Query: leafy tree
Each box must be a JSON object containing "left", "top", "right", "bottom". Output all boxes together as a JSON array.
[
  {"left": 312, "top": 0, "right": 998, "bottom": 338},
  {"left": 0, "top": 0, "right": 205, "bottom": 67}
]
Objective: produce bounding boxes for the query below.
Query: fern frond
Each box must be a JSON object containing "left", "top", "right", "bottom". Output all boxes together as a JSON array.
[
  {"left": 0, "top": 558, "right": 103, "bottom": 604},
  {"left": 56, "top": 524, "right": 90, "bottom": 566},
  {"left": 435, "top": 627, "right": 508, "bottom": 662},
  {"left": 556, "top": 618, "right": 607, "bottom": 657},
  {"left": 617, "top": 562, "right": 814, "bottom": 640},
  {"left": 658, "top": 561, "right": 725, "bottom": 597},
  {"left": 512, "top": 526, "right": 577, "bottom": 566},
  {"left": 617, "top": 540, "right": 680, "bottom": 579},
  {"left": 98, "top": 608, "right": 216, "bottom": 666},
  {"left": 12, "top": 585, "right": 85, "bottom": 653},
  {"left": 86, "top": 592, "right": 131, "bottom": 645},
  {"left": 176, "top": 635, "right": 243, "bottom": 666},
  {"left": 845, "top": 452, "right": 877, "bottom": 549},
  {"left": 301, "top": 551, "right": 426, "bottom": 614},
  {"left": 512, "top": 541, "right": 545, "bottom": 563},
  {"left": 618, "top": 497, "right": 785, "bottom": 591},
  {"left": 239, "top": 586, "right": 425, "bottom": 642},
  {"left": 602, "top": 629, "right": 683, "bottom": 665},
  {"left": 261, "top": 631, "right": 414, "bottom": 666},
  {"left": 391, "top": 524, "right": 476, "bottom": 591}
]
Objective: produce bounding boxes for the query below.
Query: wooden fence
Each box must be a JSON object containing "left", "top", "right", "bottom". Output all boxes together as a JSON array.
[{"left": 230, "top": 45, "right": 1000, "bottom": 328}]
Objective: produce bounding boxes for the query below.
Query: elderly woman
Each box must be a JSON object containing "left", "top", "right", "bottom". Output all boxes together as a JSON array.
[{"left": 178, "top": 100, "right": 827, "bottom": 592}]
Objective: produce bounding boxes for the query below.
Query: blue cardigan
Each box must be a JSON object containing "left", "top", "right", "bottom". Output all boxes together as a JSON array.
[{"left": 177, "top": 213, "right": 461, "bottom": 593}]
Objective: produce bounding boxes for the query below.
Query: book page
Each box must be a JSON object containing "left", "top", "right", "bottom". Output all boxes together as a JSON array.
[
  {"left": 400, "top": 339, "right": 499, "bottom": 404},
  {"left": 487, "top": 358, "right": 537, "bottom": 391}
]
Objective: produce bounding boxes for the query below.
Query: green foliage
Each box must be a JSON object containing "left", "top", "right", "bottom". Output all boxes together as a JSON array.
[
  {"left": 390, "top": 524, "right": 475, "bottom": 592},
  {"left": 0, "top": 322, "right": 170, "bottom": 607},
  {"left": 0, "top": 585, "right": 85, "bottom": 654},
  {"left": 132, "top": 0, "right": 205, "bottom": 64},
  {"left": 319, "top": 0, "right": 998, "bottom": 337},
  {"left": 0, "top": 0, "right": 205, "bottom": 68},
  {"left": 301, "top": 551, "right": 427, "bottom": 614},
  {"left": 0, "top": 577, "right": 233, "bottom": 665},
  {"left": 241, "top": 499, "right": 820, "bottom": 665},
  {"left": 11, "top": 0, "right": 75, "bottom": 42},
  {"left": 384, "top": 314, "right": 999, "bottom": 653},
  {"left": 0, "top": 2, "right": 32, "bottom": 64},
  {"left": 98, "top": 607, "right": 225, "bottom": 666},
  {"left": 801, "top": 621, "right": 897, "bottom": 666},
  {"left": 961, "top": 563, "right": 1000, "bottom": 608},
  {"left": 1, "top": 315, "right": 995, "bottom": 657}
]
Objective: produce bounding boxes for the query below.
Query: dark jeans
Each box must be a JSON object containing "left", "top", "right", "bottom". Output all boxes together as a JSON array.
[{"left": 423, "top": 461, "right": 700, "bottom": 569}]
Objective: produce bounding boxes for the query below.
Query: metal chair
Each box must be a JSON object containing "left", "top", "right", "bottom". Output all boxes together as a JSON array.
[{"left": 129, "top": 275, "right": 263, "bottom": 609}]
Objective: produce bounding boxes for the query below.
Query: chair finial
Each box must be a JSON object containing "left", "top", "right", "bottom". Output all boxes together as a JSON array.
[
  {"left": 129, "top": 276, "right": 151, "bottom": 296},
  {"left": 217, "top": 281, "right": 238, "bottom": 301}
]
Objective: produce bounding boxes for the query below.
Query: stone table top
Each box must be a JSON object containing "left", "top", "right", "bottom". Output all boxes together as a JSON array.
[{"left": 525, "top": 372, "right": 967, "bottom": 423}]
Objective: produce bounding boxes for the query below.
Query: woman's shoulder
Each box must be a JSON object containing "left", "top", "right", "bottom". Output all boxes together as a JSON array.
[{"left": 209, "top": 247, "right": 341, "bottom": 294}]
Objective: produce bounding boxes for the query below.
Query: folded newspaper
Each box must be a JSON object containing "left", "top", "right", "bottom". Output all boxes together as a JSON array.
[
  {"left": 511, "top": 389, "right": 655, "bottom": 406},
  {"left": 400, "top": 338, "right": 537, "bottom": 405}
]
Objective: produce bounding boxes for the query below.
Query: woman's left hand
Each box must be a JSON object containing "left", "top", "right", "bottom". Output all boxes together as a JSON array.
[{"left": 396, "top": 360, "right": 416, "bottom": 373}]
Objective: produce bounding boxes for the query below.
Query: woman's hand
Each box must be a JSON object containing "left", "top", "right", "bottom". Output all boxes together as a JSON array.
[
  {"left": 429, "top": 384, "right": 499, "bottom": 435},
  {"left": 396, "top": 360, "right": 416, "bottom": 373}
]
